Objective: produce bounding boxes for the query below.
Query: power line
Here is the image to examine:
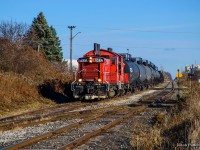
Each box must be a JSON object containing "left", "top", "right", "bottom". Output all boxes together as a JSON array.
[
  {"left": 77, "top": 26, "right": 200, "bottom": 35},
  {"left": 53, "top": 24, "right": 200, "bottom": 35},
  {"left": 61, "top": 43, "right": 200, "bottom": 50}
]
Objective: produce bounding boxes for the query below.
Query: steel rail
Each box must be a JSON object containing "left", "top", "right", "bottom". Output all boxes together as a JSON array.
[
  {"left": 136, "top": 85, "right": 174, "bottom": 107},
  {"left": 59, "top": 106, "right": 146, "bottom": 150},
  {"left": 0, "top": 102, "right": 83, "bottom": 122},
  {"left": 0, "top": 105, "right": 84, "bottom": 131},
  {"left": 0, "top": 104, "right": 89, "bottom": 131},
  {"left": 0, "top": 105, "right": 125, "bottom": 132},
  {"left": 2, "top": 108, "right": 120, "bottom": 150}
]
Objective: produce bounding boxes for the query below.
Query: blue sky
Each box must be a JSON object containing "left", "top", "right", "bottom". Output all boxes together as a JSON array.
[{"left": 1, "top": 0, "right": 200, "bottom": 78}]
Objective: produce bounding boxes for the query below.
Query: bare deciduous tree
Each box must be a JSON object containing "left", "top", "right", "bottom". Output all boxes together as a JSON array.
[{"left": 0, "top": 20, "right": 28, "bottom": 43}]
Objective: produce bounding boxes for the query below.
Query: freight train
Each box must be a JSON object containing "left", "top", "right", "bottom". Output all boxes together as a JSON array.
[{"left": 71, "top": 43, "right": 164, "bottom": 100}]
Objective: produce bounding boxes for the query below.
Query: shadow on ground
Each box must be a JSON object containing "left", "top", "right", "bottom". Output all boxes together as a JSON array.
[{"left": 38, "top": 79, "right": 76, "bottom": 104}]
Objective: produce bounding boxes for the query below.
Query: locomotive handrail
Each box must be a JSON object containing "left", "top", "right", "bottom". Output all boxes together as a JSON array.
[
  {"left": 71, "top": 70, "right": 78, "bottom": 91},
  {"left": 71, "top": 69, "right": 86, "bottom": 91},
  {"left": 103, "top": 72, "right": 110, "bottom": 91},
  {"left": 77, "top": 69, "right": 86, "bottom": 80},
  {"left": 94, "top": 68, "right": 101, "bottom": 73},
  {"left": 71, "top": 78, "right": 76, "bottom": 91},
  {"left": 94, "top": 68, "right": 106, "bottom": 83},
  {"left": 78, "top": 69, "right": 86, "bottom": 74}
]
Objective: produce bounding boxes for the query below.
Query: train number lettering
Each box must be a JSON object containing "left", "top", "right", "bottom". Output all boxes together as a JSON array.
[
  {"left": 79, "top": 58, "right": 88, "bottom": 62},
  {"left": 95, "top": 58, "right": 104, "bottom": 62}
]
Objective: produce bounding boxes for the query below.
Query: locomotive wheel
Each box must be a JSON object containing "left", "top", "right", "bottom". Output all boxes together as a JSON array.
[
  {"left": 121, "top": 89, "right": 125, "bottom": 95},
  {"left": 140, "top": 86, "right": 144, "bottom": 91},
  {"left": 108, "top": 89, "right": 115, "bottom": 98},
  {"left": 131, "top": 87, "right": 135, "bottom": 93},
  {"left": 115, "top": 90, "right": 120, "bottom": 97}
]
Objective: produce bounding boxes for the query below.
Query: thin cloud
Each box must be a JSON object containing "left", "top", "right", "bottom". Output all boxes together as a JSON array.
[{"left": 164, "top": 48, "right": 176, "bottom": 51}]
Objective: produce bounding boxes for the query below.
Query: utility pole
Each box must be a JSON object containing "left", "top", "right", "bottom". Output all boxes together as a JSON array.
[{"left": 68, "top": 26, "right": 76, "bottom": 74}]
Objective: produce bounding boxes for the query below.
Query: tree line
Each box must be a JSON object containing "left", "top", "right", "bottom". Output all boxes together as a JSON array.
[{"left": 0, "top": 12, "right": 63, "bottom": 62}]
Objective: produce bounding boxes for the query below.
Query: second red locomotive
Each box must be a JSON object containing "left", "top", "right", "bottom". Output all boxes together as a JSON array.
[{"left": 71, "top": 43, "right": 163, "bottom": 100}]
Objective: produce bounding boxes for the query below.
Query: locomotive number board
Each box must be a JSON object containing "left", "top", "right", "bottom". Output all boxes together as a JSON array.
[
  {"left": 79, "top": 58, "right": 104, "bottom": 63},
  {"left": 94, "top": 58, "right": 104, "bottom": 62},
  {"left": 79, "top": 58, "right": 88, "bottom": 62}
]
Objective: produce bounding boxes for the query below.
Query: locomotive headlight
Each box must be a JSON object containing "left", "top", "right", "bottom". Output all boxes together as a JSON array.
[
  {"left": 78, "top": 78, "right": 82, "bottom": 82},
  {"left": 98, "top": 78, "right": 102, "bottom": 82},
  {"left": 88, "top": 57, "right": 92, "bottom": 63}
]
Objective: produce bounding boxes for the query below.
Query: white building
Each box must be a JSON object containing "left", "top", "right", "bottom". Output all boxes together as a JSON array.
[
  {"left": 63, "top": 59, "right": 78, "bottom": 71},
  {"left": 185, "top": 64, "right": 200, "bottom": 73}
]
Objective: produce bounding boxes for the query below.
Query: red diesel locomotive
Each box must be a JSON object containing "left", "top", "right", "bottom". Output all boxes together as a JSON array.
[{"left": 71, "top": 43, "right": 164, "bottom": 100}]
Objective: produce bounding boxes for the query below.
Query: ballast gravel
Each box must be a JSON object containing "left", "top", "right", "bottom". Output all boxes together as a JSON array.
[
  {"left": 0, "top": 119, "right": 82, "bottom": 148},
  {"left": 74, "top": 89, "right": 157, "bottom": 112}
]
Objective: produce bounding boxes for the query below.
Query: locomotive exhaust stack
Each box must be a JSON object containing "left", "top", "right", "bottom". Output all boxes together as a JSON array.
[{"left": 94, "top": 43, "right": 100, "bottom": 56}]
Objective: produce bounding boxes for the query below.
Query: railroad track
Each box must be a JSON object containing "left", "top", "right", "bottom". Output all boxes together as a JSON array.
[
  {"left": 2, "top": 106, "right": 146, "bottom": 150},
  {"left": 0, "top": 102, "right": 82, "bottom": 122},
  {"left": 0, "top": 102, "right": 88, "bottom": 131},
  {"left": 137, "top": 82, "right": 176, "bottom": 107}
]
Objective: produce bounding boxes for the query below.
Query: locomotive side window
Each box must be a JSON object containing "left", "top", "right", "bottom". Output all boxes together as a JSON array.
[
  {"left": 119, "top": 63, "right": 121, "bottom": 70},
  {"left": 101, "top": 55, "right": 110, "bottom": 59},
  {"left": 112, "top": 57, "right": 116, "bottom": 64}
]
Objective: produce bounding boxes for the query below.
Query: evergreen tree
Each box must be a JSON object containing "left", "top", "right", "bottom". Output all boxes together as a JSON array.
[
  {"left": 49, "top": 26, "right": 63, "bottom": 61},
  {"left": 26, "top": 12, "right": 63, "bottom": 61}
]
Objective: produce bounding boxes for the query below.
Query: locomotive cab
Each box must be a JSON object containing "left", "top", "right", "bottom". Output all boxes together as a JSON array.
[{"left": 72, "top": 55, "right": 107, "bottom": 100}]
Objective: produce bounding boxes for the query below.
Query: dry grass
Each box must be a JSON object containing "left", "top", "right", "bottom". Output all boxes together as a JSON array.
[
  {"left": 131, "top": 121, "right": 163, "bottom": 150},
  {"left": 131, "top": 81, "right": 200, "bottom": 149},
  {"left": 187, "top": 82, "right": 200, "bottom": 144},
  {"left": 0, "top": 72, "right": 54, "bottom": 117}
]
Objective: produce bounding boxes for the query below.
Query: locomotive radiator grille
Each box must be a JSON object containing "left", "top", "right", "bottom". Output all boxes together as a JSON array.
[{"left": 81, "top": 63, "right": 99, "bottom": 81}]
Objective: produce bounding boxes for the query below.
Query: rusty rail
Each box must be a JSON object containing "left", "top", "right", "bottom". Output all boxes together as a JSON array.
[
  {"left": 0, "top": 105, "right": 125, "bottom": 132},
  {"left": 0, "top": 104, "right": 89, "bottom": 131},
  {"left": 59, "top": 106, "right": 146, "bottom": 150},
  {"left": 2, "top": 108, "right": 119, "bottom": 150},
  {"left": 0, "top": 102, "right": 83, "bottom": 122}
]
